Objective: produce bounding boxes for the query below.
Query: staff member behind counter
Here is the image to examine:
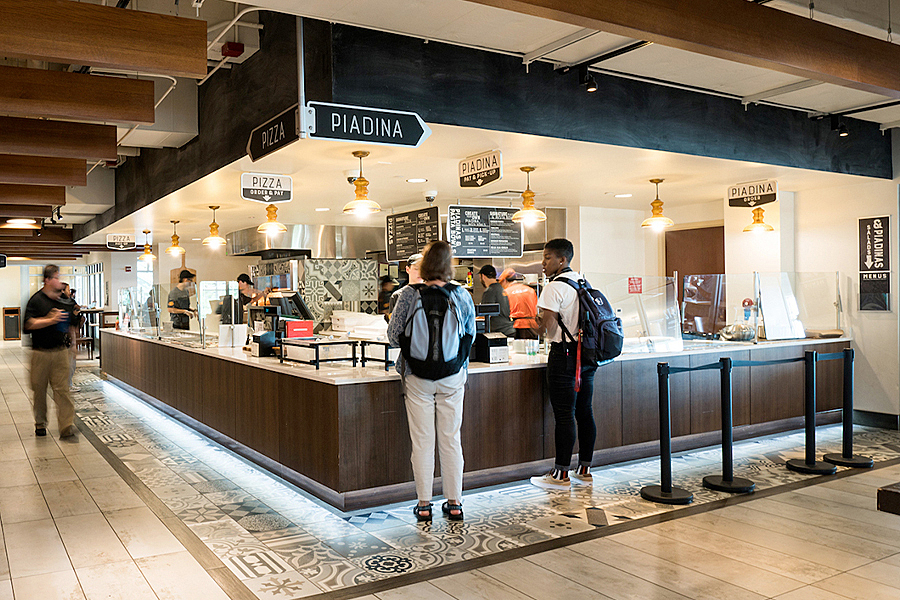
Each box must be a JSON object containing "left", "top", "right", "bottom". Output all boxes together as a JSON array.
[
  {"left": 237, "top": 273, "right": 265, "bottom": 307},
  {"left": 500, "top": 268, "right": 538, "bottom": 339},
  {"left": 478, "top": 265, "right": 515, "bottom": 336},
  {"left": 167, "top": 270, "right": 197, "bottom": 330}
]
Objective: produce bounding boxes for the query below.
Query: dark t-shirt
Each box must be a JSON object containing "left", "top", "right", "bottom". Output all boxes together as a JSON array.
[
  {"left": 482, "top": 282, "right": 515, "bottom": 336},
  {"left": 24, "top": 290, "right": 75, "bottom": 350},
  {"left": 168, "top": 286, "right": 191, "bottom": 330}
]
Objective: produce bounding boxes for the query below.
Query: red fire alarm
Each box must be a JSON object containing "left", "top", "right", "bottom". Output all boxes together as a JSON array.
[{"left": 221, "top": 42, "right": 245, "bottom": 58}]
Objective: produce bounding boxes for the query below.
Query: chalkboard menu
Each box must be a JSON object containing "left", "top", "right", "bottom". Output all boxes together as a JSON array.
[
  {"left": 386, "top": 206, "right": 440, "bottom": 261},
  {"left": 447, "top": 205, "right": 523, "bottom": 258}
]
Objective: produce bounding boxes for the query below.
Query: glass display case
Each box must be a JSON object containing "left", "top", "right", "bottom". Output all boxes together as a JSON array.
[{"left": 585, "top": 273, "right": 683, "bottom": 353}]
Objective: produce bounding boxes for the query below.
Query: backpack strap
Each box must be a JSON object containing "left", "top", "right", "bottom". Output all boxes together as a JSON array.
[{"left": 549, "top": 274, "right": 581, "bottom": 343}]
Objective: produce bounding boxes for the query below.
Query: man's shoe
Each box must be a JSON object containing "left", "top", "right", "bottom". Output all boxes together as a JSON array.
[
  {"left": 570, "top": 469, "right": 593, "bottom": 486},
  {"left": 530, "top": 471, "right": 570, "bottom": 490},
  {"left": 60, "top": 425, "right": 77, "bottom": 438},
  {"left": 35, "top": 427, "right": 47, "bottom": 437}
]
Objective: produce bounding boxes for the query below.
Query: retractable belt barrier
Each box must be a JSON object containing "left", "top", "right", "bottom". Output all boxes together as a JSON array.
[{"left": 640, "top": 346, "right": 867, "bottom": 505}]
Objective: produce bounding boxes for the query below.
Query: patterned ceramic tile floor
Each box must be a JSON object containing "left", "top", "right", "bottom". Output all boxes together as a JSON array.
[{"left": 65, "top": 366, "right": 900, "bottom": 598}]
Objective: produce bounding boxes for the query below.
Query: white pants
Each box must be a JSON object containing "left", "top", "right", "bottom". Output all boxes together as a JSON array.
[{"left": 404, "top": 369, "right": 467, "bottom": 503}]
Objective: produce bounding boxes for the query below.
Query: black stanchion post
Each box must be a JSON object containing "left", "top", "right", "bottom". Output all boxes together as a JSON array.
[
  {"left": 787, "top": 351, "right": 836, "bottom": 475},
  {"left": 703, "top": 357, "right": 755, "bottom": 493},
  {"left": 641, "top": 363, "right": 693, "bottom": 505},
  {"left": 824, "top": 348, "right": 873, "bottom": 468}
]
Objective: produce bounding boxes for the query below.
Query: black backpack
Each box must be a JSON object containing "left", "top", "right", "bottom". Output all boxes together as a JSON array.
[
  {"left": 552, "top": 275, "right": 624, "bottom": 366},
  {"left": 398, "top": 283, "right": 474, "bottom": 380}
]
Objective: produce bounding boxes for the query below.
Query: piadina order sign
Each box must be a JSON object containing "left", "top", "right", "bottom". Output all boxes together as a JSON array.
[
  {"left": 459, "top": 149, "right": 502, "bottom": 188},
  {"left": 240, "top": 173, "right": 292, "bottom": 203},
  {"left": 728, "top": 180, "right": 777, "bottom": 207},
  {"left": 305, "top": 102, "right": 431, "bottom": 148}
]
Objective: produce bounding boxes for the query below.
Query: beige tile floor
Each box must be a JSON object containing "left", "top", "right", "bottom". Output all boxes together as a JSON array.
[{"left": 1, "top": 341, "right": 900, "bottom": 600}]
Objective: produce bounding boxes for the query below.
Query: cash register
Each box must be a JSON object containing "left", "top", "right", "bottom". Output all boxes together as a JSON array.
[
  {"left": 249, "top": 305, "right": 282, "bottom": 357},
  {"left": 473, "top": 303, "right": 509, "bottom": 363}
]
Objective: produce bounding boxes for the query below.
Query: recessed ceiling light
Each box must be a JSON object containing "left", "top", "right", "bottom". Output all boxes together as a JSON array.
[
  {"left": 7, "top": 218, "right": 36, "bottom": 224},
  {"left": 315, "top": 207, "right": 330, "bottom": 212},
  {"left": 406, "top": 178, "right": 428, "bottom": 183},
  {"left": 614, "top": 193, "right": 633, "bottom": 198},
  {"left": 191, "top": 238, "right": 201, "bottom": 241}
]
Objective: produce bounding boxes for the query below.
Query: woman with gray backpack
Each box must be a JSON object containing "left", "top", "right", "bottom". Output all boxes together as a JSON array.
[{"left": 387, "top": 240, "right": 476, "bottom": 522}]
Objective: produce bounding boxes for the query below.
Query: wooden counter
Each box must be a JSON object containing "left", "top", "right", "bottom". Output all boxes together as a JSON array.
[{"left": 101, "top": 330, "right": 849, "bottom": 510}]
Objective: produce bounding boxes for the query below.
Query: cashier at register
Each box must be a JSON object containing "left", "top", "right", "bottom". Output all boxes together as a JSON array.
[
  {"left": 478, "top": 265, "right": 515, "bottom": 336},
  {"left": 237, "top": 273, "right": 264, "bottom": 307}
]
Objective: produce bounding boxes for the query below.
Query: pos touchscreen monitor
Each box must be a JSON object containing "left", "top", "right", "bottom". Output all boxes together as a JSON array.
[
  {"left": 267, "top": 290, "right": 314, "bottom": 321},
  {"left": 220, "top": 295, "right": 244, "bottom": 325}
]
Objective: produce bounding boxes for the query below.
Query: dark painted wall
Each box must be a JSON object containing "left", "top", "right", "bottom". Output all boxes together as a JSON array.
[
  {"left": 76, "top": 11, "right": 302, "bottom": 240},
  {"left": 330, "top": 25, "right": 891, "bottom": 180}
]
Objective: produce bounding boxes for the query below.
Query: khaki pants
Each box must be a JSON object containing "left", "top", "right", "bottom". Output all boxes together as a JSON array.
[{"left": 31, "top": 347, "right": 75, "bottom": 432}]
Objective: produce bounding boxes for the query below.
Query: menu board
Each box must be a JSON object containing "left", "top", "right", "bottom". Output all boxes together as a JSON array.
[
  {"left": 386, "top": 206, "right": 440, "bottom": 261},
  {"left": 447, "top": 205, "right": 523, "bottom": 258}
]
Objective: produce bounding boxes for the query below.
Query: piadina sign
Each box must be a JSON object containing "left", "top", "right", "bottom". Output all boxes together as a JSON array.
[
  {"left": 728, "top": 180, "right": 777, "bottom": 207},
  {"left": 305, "top": 102, "right": 431, "bottom": 148},
  {"left": 859, "top": 215, "right": 891, "bottom": 311},
  {"left": 459, "top": 150, "right": 502, "bottom": 188},
  {"left": 240, "top": 173, "right": 292, "bottom": 203}
]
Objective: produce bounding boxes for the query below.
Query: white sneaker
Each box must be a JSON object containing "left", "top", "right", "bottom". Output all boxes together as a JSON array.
[
  {"left": 530, "top": 472, "right": 570, "bottom": 490},
  {"left": 570, "top": 469, "right": 593, "bottom": 486}
]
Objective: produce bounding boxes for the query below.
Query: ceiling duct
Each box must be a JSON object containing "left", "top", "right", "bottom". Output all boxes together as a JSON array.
[{"left": 226, "top": 223, "right": 385, "bottom": 258}]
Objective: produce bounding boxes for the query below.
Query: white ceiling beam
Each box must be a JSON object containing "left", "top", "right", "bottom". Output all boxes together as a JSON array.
[
  {"left": 879, "top": 119, "right": 900, "bottom": 131},
  {"left": 741, "top": 79, "right": 823, "bottom": 105},
  {"left": 522, "top": 28, "right": 597, "bottom": 66}
]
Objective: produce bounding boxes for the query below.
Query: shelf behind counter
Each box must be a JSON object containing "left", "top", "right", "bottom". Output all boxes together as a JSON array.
[{"left": 100, "top": 329, "right": 850, "bottom": 510}]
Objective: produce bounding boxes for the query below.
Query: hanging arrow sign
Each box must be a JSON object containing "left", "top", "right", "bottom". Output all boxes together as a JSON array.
[
  {"left": 241, "top": 173, "right": 292, "bottom": 204},
  {"left": 247, "top": 105, "right": 300, "bottom": 162},
  {"left": 106, "top": 233, "right": 135, "bottom": 250},
  {"left": 728, "top": 179, "right": 777, "bottom": 207},
  {"left": 305, "top": 102, "right": 431, "bottom": 148}
]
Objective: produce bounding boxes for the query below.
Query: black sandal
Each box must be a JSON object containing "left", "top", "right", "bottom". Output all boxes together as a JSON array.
[
  {"left": 413, "top": 503, "right": 433, "bottom": 522},
  {"left": 442, "top": 501, "right": 463, "bottom": 521}
]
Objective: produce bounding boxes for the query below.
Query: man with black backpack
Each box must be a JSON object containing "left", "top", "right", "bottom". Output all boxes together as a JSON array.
[{"left": 531, "top": 238, "right": 622, "bottom": 490}]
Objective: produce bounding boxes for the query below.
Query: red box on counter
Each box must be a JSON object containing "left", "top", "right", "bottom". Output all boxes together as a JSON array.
[{"left": 285, "top": 320, "right": 314, "bottom": 338}]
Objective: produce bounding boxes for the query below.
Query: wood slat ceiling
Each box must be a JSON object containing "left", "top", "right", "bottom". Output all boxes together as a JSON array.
[{"left": 0, "top": 0, "right": 207, "bottom": 259}]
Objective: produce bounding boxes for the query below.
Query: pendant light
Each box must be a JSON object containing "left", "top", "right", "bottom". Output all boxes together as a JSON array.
[
  {"left": 342, "top": 150, "right": 381, "bottom": 215},
  {"left": 743, "top": 207, "right": 775, "bottom": 233},
  {"left": 511, "top": 166, "right": 547, "bottom": 225},
  {"left": 257, "top": 204, "right": 287, "bottom": 236},
  {"left": 138, "top": 229, "right": 156, "bottom": 262},
  {"left": 202, "top": 205, "right": 226, "bottom": 247},
  {"left": 165, "top": 220, "right": 185, "bottom": 255},
  {"left": 640, "top": 178, "right": 674, "bottom": 231}
]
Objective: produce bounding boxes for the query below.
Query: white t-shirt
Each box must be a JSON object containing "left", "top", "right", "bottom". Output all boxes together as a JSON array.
[{"left": 538, "top": 271, "right": 581, "bottom": 343}]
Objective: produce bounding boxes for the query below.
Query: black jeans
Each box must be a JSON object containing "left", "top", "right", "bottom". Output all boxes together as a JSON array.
[{"left": 547, "top": 342, "right": 598, "bottom": 469}]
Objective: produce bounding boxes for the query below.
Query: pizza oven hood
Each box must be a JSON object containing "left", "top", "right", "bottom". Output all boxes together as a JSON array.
[{"left": 225, "top": 224, "right": 385, "bottom": 259}]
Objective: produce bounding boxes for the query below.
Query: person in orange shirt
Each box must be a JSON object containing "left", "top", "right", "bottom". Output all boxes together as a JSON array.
[{"left": 499, "top": 268, "right": 538, "bottom": 339}]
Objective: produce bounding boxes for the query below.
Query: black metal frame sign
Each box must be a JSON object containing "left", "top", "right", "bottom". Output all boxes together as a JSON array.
[
  {"left": 447, "top": 205, "right": 523, "bottom": 258},
  {"left": 306, "top": 102, "right": 431, "bottom": 148},
  {"left": 385, "top": 206, "right": 440, "bottom": 262},
  {"left": 859, "top": 215, "right": 891, "bottom": 311},
  {"left": 247, "top": 105, "right": 300, "bottom": 162}
]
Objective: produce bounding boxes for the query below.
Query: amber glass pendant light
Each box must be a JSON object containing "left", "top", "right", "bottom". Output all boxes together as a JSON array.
[
  {"left": 202, "top": 206, "right": 226, "bottom": 247},
  {"left": 138, "top": 229, "right": 156, "bottom": 262},
  {"left": 640, "top": 178, "right": 674, "bottom": 231},
  {"left": 165, "top": 220, "right": 185, "bottom": 255},
  {"left": 342, "top": 150, "right": 381, "bottom": 215},
  {"left": 511, "top": 166, "right": 546, "bottom": 225},
  {"left": 257, "top": 204, "right": 287, "bottom": 236},
  {"left": 743, "top": 206, "right": 775, "bottom": 232}
]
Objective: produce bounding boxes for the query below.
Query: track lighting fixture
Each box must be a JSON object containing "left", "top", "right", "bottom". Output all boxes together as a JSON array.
[
  {"left": 342, "top": 151, "right": 381, "bottom": 215},
  {"left": 511, "top": 166, "right": 547, "bottom": 225},
  {"left": 578, "top": 65, "right": 598, "bottom": 93},
  {"left": 202, "top": 205, "right": 226, "bottom": 247},
  {"left": 640, "top": 178, "right": 674, "bottom": 231},
  {"left": 138, "top": 229, "right": 156, "bottom": 262},
  {"left": 830, "top": 114, "right": 849, "bottom": 137},
  {"left": 166, "top": 220, "right": 185, "bottom": 255}
]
